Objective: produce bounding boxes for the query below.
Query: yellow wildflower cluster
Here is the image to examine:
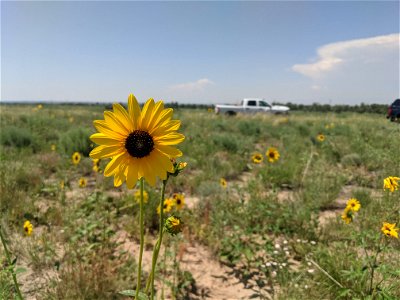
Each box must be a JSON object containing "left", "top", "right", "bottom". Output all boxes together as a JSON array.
[
  {"left": 134, "top": 189, "right": 149, "bottom": 204},
  {"left": 251, "top": 147, "right": 280, "bottom": 164},
  {"left": 220, "top": 178, "right": 227, "bottom": 188},
  {"left": 157, "top": 193, "right": 185, "bottom": 214},
  {"left": 341, "top": 198, "right": 361, "bottom": 224},
  {"left": 23, "top": 220, "right": 33, "bottom": 236},
  {"left": 383, "top": 176, "right": 399, "bottom": 192},
  {"left": 317, "top": 133, "right": 325, "bottom": 142},
  {"left": 72, "top": 152, "right": 81, "bottom": 165},
  {"left": 381, "top": 222, "right": 399, "bottom": 239}
]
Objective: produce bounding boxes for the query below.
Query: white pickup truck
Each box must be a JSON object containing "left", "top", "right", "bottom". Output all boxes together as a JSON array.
[{"left": 215, "top": 98, "right": 290, "bottom": 115}]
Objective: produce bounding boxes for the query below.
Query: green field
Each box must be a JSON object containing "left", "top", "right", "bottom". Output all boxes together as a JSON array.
[{"left": 1, "top": 104, "right": 399, "bottom": 300}]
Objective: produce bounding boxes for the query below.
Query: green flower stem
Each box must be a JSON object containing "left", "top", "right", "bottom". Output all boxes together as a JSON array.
[
  {"left": 135, "top": 178, "right": 145, "bottom": 300},
  {"left": 0, "top": 226, "right": 24, "bottom": 300},
  {"left": 145, "top": 179, "right": 167, "bottom": 299}
]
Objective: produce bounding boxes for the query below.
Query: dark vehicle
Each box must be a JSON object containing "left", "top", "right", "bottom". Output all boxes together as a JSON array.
[{"left": 387, "top": 99, "right": 400, "bottom": 122}]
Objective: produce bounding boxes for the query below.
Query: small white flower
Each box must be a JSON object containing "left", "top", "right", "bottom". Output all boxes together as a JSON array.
[
  {"left": 272, "top": 261, "right": 278, "bottom": 266},
  {"left": 279, "top": 265, "right": 283, "bottom": 269},
  {"left": 302, "top": 240, "right": 308, "bottom": 243},
  {"left": 283, "top": 247, "right": 289, "bottom": 251},
  {"left": 283, "top": 240, "right": 288, "bottom": 244},
  {"left": 304, "top": 285, "right": 309, "bottom": 289},
  {"left": 296, "top": 239, "right": 301, "bottom": 243},
  {"left": 285, "top": 251, "right": 290, "bottom": 256},
  {"left": 294, "top": 284, "right": 299, "bottom": 288},
  {"left": 274, "top": 243, "right": 281, "bottom": 249},
  {"left": 281, "top": 263, "right": 287, "bottom": 267},
  {"left": 310, "top": 241, "right": 316, "bottom": 245},
  {"left": 273, "top": 250, "right": 279, "bottom": 255},
  {"left": 265, "top": 262, "right": 272, "bottom": 267},
  {"left": 271, "top": 271, "right": 277, "bottom": 278},
  {"left": 307, "top": 269, "right": 315, "bottom": 274},
  {"left": 307, "top": 262, "right": 312, "bottom": 267}
]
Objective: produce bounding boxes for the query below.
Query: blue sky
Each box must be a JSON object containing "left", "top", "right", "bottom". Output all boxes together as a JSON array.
[{"left": 1, "top": 1, "right": 399, "bottom": 104}]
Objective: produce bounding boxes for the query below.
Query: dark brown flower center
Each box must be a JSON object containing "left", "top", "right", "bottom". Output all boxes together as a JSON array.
[
  {"left": 269, "top": 152, "right": 275, "bottom": 158},
  {"left": 125, "top": 130, "right": 154, "bottom": 158}
]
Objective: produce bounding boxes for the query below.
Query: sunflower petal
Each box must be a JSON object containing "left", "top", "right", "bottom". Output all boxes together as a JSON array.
[
  {"left": 113, "top": 103, "right": 134, "bottom": 132},
  {"left": 146, "top": 100, "right": 165, "bottom": 132},
  {"left": 152, "top": 108, "right": 173, "bottom": 129},
  {"left": 93, "top": 120, "right": 125, "bottom": 139},
  {"left": 141, "top": 159, "right": 156, "bottom": 186},
  {"left": 90, "top": 133, "right": 123, "bottom": 146},
  {"left": 150, "top": 120, "right": 181, "bottom": 136},
  {"left": 104, "top": 111, "right": 130, "bottom": 135},
  {"left": 154, "top": 132, "right": 185, "bottom": 145},
  {"left": 104, "top": 153, "right": 127, "bottom": 177},
  {"left": 126, "top": 161, "right": 139, "bottom": 189},
  {"left": 140, "top": 98, "right": 155, "bottom": 130},
  {"left": 155, "top": 144, "right": 183, "bottom": 158},
  {"left": 90, "top": 145, "right": 124, "bottom": 159},
  {"left": 128, "top": 94, "right": 141, "bottom": 128},
  {"left": 153, "top": 149, "right": 174, "bottom": 173}
]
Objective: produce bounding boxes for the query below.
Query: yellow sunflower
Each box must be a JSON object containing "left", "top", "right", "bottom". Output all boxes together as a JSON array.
[
  {"left": 381, "top": 222, "right": 399, "bottom": 238},
  {"left": 165, "top": 216, "right": 182, "bottom": 235},
  {"left": 252, "top": 152, "right": 263, "bottom": 164},
  {"left": 92, "top": 158, "right": 101, "bottom": 173},
  {"left": 346, "top": 198, "right": 361, "bottom": 212},
  {"left": 72, "top": 152, "right": 81, "bottom": 165},
  {"left": 134, "top": 189, "right": 149, "bottom": 204},
  {"left": 157, "top": 198, "right": 174, "bottom": 215},
  {"left": 383, "top": 176, "right": 400, "bottom": 192},
  {"left": 90, "top": 94, "right": 184, "bottom": 187},
  {"left": 79, "top": 177, "right": 87, "bottom": 188},
  {"left": 220, "top": 178, "right": 227, "bottom": 188},
  {"left": 23, "top": 220, "right": 33, "bottom": 236},
  {"left": 266, "top": 147, "right": 280, "bottom": 163},
  {"left": 341, "top": 207, "right": 353, "bottom": 224},
  {"left": 172, "top": 193, "right": 185, "bottom": 210},
  {"left": 317, "top": 134, "right": 325, "bottom": 142}
]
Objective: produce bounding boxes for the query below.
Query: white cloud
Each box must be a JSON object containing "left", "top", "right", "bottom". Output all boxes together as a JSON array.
[
  {"left": 169, "top": 78, "right": 214, "bottom": 92},
  {"left": 292, "top": 33, "right": 399, "bottom": 79}
]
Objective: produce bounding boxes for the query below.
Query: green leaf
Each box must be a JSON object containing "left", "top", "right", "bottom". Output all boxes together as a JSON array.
[{"left": 118, "top": 290, "right": 149, "bottom": 300}]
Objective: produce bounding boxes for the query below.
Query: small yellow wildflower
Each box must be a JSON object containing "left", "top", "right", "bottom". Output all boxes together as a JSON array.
[
  {"left": 172, "top": 193, "right": 185, "bottom": 210},
  {"left": 79, "top": 177, "right": 87, "bottom": 188},
  {"left": 220, "top": 178, "right": 227, "bottom": 189},
  {"left": 157, "top": 198, "right": 174, "bottom": 215},
  {"left": 383, "top": 176, "right": 400, "bottom": 192},
  {"left": 23, "top": 220, "right": 33, "bottom": 236},
  {"left": 37, "top": 104, "right": 43, "bottom": 110},
  {"left": 317, "top": 134, "right": 325, "bottom": 142},
  {"left": 69, "top": 117, "right": 74, "bottom": 123},
  {"left": 381, "top": 222, "right": 399, "bottom": 238},
  {"left": 341, "top": 207, "right": 353, "bottom": 224},
  {"left": 266, "top": 147, "right": 280, "bottom": 163},
  {"left": 208, "top": 108, "right": 213, "bottom": 113},
  {"left": 134, "top": 189, "right": 149, "bottom": 204},
  {"left": 72, "top": 152, "right": 81, "bottom": 165},
  {"left": 346, "top": 198, "right": 361, "bottom": 212},
  {"left": 252, "top": 153, "right": 263, "bottom": 164},
  {"left": 165, "top": 216, "right": 183, "bottom": 235},
  {"left": 92, "top": 158, "right": 101, "bottom": 173},
  {"left": 60, "top": 180, "right": 65, "bottom": 190},
  {"left": 51, "top": 144, "right": 56, "bottom": 151}
]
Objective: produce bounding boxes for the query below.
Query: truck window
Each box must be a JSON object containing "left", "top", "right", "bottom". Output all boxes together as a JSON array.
[
  {"left": 248, "top": 100, "right": 257, "bottom": 106},
  {"left": 259, "top": 101, "right": 271, "bottom": 107}
]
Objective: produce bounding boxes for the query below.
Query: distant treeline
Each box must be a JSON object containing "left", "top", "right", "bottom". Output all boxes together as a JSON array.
[
  {"left": 1, "top": 101, "right": 389, "bottom": 114},
  {"left": 165, "top": 102, "right": 389, "bottom": 114}
]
